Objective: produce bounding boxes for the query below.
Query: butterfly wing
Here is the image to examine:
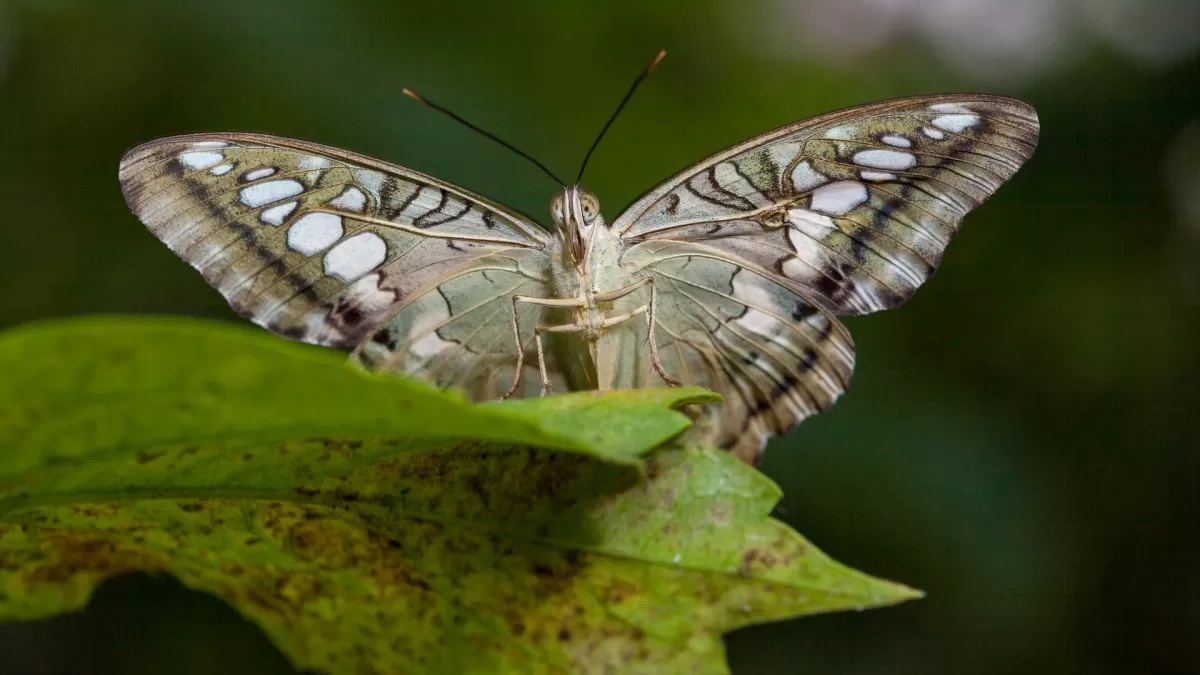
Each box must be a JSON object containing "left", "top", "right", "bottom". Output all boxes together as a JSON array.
[
  {"left": 351, "top": 247, "right": 570, "bottom": 401},
  {"left": 614, "top": 95, "right": 1039, "bottom": 315},
  {"left": 611, "top": 240, "right": 854, "bottom": 463},
  {"left": 120, "top": 133, "right": 550, "bottom": 350},
  {"left": 612, "top": 95, "right": 1037, "bottom": 459}
]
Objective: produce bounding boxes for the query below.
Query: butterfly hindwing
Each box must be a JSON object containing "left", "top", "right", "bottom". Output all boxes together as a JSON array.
[
  {"left": 120, "top": 133, "right": 548, "bottom": 349},
  {"left": 611, "top": 240, "right": 854, "bottom": 462},
  {"left": 614, "top": 95, "right": 1039, "bottom": 315},
  {"left": 352, "top": 248, "right": 567, "bottom": 401}
]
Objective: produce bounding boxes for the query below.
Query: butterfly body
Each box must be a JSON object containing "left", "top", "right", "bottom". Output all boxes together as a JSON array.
[{"left": 121, "top": 94, "right": 1038, "bottom": 463}]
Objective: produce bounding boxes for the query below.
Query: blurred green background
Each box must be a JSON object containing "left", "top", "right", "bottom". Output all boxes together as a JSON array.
[{"left": 1, "top": 0, "right": 1197, "bottom": 673}]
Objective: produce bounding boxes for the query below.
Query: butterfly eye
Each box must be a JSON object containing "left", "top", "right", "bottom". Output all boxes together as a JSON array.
[
  {"left": 550, "top": 195, "right": 565, "bottom": 224},
  {"left": 580, "top": 194, "right": 600, "bottom": 222}
]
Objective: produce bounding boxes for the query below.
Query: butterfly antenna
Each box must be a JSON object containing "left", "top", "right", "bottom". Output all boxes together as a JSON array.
[
  {"left": 575, "top": 49, "right": 666, "bottom": 185},
  {"left": 402, "top": 88, "right": 566, "bottom": 186}
]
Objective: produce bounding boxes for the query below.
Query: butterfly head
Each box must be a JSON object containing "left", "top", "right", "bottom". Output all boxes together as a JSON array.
[{"left": 550, "top": 186, "right": 605, "bottom": 265}]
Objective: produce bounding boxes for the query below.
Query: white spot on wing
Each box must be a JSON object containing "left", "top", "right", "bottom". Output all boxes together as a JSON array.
[
  {"left": 787, "top": 208, "right": 837, "bottom": 239},
  {"left": 731, "top": 272, "right": 780, "bottom": 333},
  {"left": 343, "top": 273, "right": 395, "bottom": 315},
  {"left": 179, "top": 151, "right": 224, "bottom": 170},
  {"left": 765, "top": 141, "right": 804, "bottom": 179},
  {"left": 881, "top": 134, "right": 912, "bottom": 148},
  {"left": 852, "top": 149, "right": 917, "bottom": 171},
  {"left": 355, "top": 171, "right": 383, "bottom": 195},
  {"left": 330, "top": 186, "right": 367, "bottom": 212},
  {"left": 189, "top": 141, "right": 229, "bottom": 150},
  {"left": 731, "top": 271, "right": 799, "bottom": 354},
  {"left": 244, "top": 167, "right": 277, "bottom": 181},
  {"left": 932, "top": 114, "right": 980, "bottom": 133},
  {"left": 782, "top": 242, "right": 825, "bottom": 282},
  {"left": 324, "top": 231, "right": 387, "bottom": 282},
  {"left": 860, "top": 170, "right": 896, "bottom": 181},
  {"left": 260, "top": 201, "right": 298, "bottom": 226},
  {"left": 406, "top": 291, "right": 455, "bottom": 360},
  {"left": 823, "top": 125, "right": 857, "bottom": 140},
  {"left": 411, "top": 324, "right": 453, "bottom": 359},
  {"left": 929, "top": 103, "right": 973, "bottom": 114},
  {"left": 785, "top": 210, "right": 840, "bottom": 284},
  {"left": 790, "top": 161, "right": 828, "bottom": 193},
  {"left": 921, "top": 127, "right": 945, "bottom": 140},
  {"left": 288, "top": 212, "right": 344, "bottom": 255},
  {"left": 298, "top": 156, "right": 332, "bottom": 170},
  {"left": 240, "top": 179, "right": 304, "bottom": 208},
  {"left": 209, "top": 163, "right": 234, "bottom": 176},
  {"left": 810, "top": 181, "right": 868, "bottom": 216}
]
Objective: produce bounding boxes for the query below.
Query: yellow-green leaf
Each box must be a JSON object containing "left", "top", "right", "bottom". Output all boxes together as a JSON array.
[{"left": 0, "top": 318, "right": 919, "bottom": 674}]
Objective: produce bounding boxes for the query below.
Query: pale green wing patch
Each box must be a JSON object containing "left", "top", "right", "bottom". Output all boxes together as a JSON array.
[
  {"left": 351, "top": 248, "right": 567, "bottom": 401},
  {"left": 616, "top": 240, "right": 855, "bottom": 464},
  {"left": 0, "top": 317, "right": 917, "bottom": 674}
]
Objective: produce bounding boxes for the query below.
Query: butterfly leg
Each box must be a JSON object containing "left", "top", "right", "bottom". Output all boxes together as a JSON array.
[
  {"left": 534, "top": 321, "right": 590, "bottom": 396},
  {"left": 502, "top": 294, "right": 585, "bottom": 399},
  {"left": 592, "top": 277, "right": 681, "bottom": 388}
]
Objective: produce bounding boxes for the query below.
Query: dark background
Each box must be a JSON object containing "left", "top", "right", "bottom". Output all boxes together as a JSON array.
[{"left": 1, "top": 0, "right": 1197, "bottom": 673}]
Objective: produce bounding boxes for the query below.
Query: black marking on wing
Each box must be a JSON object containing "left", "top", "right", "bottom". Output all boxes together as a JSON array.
[
  {"left": 184, "top": 172, "right": 289, "bottom": 284},
  {"left": 799, "top": 348, "right": 818, "bottom": 372},
  {"left": 371, "top": 327, "right": 397, "bottom": 349},
  {"left": 433, "top": 285, "right": 466, "bottom": 351},
  {"left": 685, "top": 168, "right": 756, "bottom": 212},
  {"left": 665, "top": 194, "right": 681, "bottom": 216},
  {"left": 732, "top": 157, "right": 779, "bottom": 202},
  {"left": 413, "top": 188, "right": 449, "bottom": 227},
  {"left": 381, "top": 175, "right": 416, "bottom": 220},
  {"left": 791, "top": 303, "right": 818, "bottom": 322},
  {"left": 415, "top": 193, "right": 471, "bottom": 228}
]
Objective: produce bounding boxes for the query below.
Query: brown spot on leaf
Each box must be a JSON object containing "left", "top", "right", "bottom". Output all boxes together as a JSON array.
[
  {"left": 508, "top": 614, "right": 526, "bottom": 636},
  {"left": 740, "top": 549, "right": 758, "bottom": 578},
  {"left": 604, "top": 579, "right": 638, "bottom": 604},
  {"left": 22, "top": 532, "right": 168, "bottom": 586}
]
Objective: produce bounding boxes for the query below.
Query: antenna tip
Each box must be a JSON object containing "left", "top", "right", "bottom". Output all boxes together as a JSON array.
[
  {"left": 650, "top": 49, "right": 667, "bottom": 70},
  {"left": 402, "top": 88, "right": 426, "bottom": 104}
]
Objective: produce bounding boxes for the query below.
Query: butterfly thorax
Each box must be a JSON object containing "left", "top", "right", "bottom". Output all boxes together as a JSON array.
[
  {"left": 548, "top": 185, "right": 630, "bottom": 306},
  {"left": 545, "top": 186, "right": 645, "bottom": 390}
]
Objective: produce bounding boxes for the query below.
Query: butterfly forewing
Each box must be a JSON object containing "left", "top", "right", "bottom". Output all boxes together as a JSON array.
[
  {"left": 120, "top": 133, "right": 547, "bottom": 349},
  {"left": 614, "top": 95, "right": 1039, "bottom": 316}
]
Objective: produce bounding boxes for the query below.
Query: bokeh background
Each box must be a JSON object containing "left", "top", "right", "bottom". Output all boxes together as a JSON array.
[{"left": 1, "top": 0, "right": 1197, "bottom": 673}]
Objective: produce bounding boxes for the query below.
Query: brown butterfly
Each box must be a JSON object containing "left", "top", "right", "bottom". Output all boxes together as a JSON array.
[{"left": 120, "top": 52, "right": 1038, "bottom": 463}]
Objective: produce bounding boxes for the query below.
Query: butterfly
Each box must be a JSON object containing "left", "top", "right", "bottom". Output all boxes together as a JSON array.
[{"left": 119, "top": 54, "right": 1038, "bottom": 464}]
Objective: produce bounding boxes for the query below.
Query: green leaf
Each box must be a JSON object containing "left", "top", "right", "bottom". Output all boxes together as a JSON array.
[{"left": 0, "top": 318, "right": 919, "bottom": 674}]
